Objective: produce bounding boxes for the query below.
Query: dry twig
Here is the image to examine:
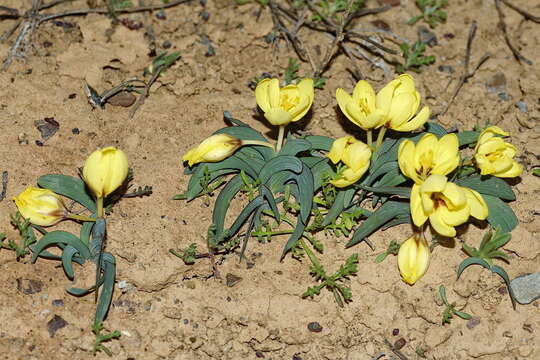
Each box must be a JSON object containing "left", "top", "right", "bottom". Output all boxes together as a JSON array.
[{"left": 436, "top": 21, "right": 490, "bottom": 117}]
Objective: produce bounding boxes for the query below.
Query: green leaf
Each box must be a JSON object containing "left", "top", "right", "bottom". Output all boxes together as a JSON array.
[
  {"left": 425, "top": 122, "right": 447, "bottom": 136},
  {"left": 279, "top": 139, "right": 311, "bottom": 156},
  {"left": 216, "top": 118, "right": 274, "bottom": 160},
  {"left": 259, "top": 184, "right": 280, "bottom": 223},
  {"left": 491, "top": 265, "right": 516, "bottom": 309},
  {"left": 456, "top": 257, "right": 490, "bottom": 280},
  {"left": 357, "top": 184, "right": 411, "bottom": 198},
  {"left": 259, "top": 156, "right": 303, "bottom": 183},
  {"left": 91, "top": 218, "right": 106, "bottom": 261},
  {"left": 457, "top": 131, "right": 480, "bottom": 147},
  {"left": 38, "top": 174, "right": 96, "bottom": 212},
  {"left": 439, "top": 284, "right": 449, "bottom": 305},
  {"left": 305, "top": 135, "right": 334, "bottom": 151},
  {"left": 456, "top": 175, "right": 515, "bottom": 201},
  {"left": 80, "top": 221, "right": 94, "bottom": 247},
  {"left": 322, "top": 188, "right": 354, "bottom": 226},
  {"left": 32, "top": 231, "right": 91, "bottom": 263},
  {"left": 213, "top": 174, "right": 244, "bottom": 241},
  {"left": 227, "top": 196, "right": 265, "bottom": 237},
  {"left": 454, "top": 311, "right": 472, "bottom": 320},
  {"left": 483, "top": 195, "right": 518, "bottom": 233},
  {"left": 95, "top": 254, "right": 116, "bottom": 325},
  {"left": 62, "top": 245, "right": 82, "bottom": 280},
  {"left": 290, "top": 165, "right": 315, "bottom": 224},
  {"left": 347, "top": 201, "right": 410, "bottom": 247}
]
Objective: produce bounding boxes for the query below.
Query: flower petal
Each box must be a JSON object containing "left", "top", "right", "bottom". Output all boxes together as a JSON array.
[
  {"left": 462, "top": 187, "right": 488, "bottom": 220},
  {"left": 411, "top": 184, "right": 428, "bottom": 226},
  {"left": 393, "top": 106, "right": 430, "bottom": 132}
]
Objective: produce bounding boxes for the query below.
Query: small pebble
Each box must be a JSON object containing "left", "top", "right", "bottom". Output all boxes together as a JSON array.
[
  {"left": 438, "top": 65, "right": 454, "bottom": 74},
  {"left": 106, "top": 92, "right": 136, "bottom": 107},
  {"left": 52, "top": 299, "right": 64, "bottom": 307},
  {"left": 466, "top": 317, "right": 481, "bottom": 329},
  {"left": 498, "top": 286, "right": 508, "bottom": 295},
  {"left": 371, "top": 19, "right": 390, "bottom": 31},
  {"left": 307, "top": 322, "right": 323, "bottom": 333},
  {"left": 199, "top": 11, "right": 210, "bottom": 21},
  {"left": 68, "top": 93, "right": 76, "bottom": 99},
  {"left": 394, "top": 337, "right": 406, "bottom": 350},
  {"left": 47, "top": 315, "right": 67, "bottom": 337},
  {"left": 226, "top": 273, "right": 242, "bottom": 287},
  {"left": 16, "top": 278, "right": 43, "bottom": 295},
  {"left": 162, "top": 40, "right": 172, "bottom": 49},
  {"left": 156, "top": 10, "right": 166, "bottom": 20},
  {"left": 510, "top": 272, "right": 540, "bottom": 304},
  {"left": 517, "top": 101, "right": 528, "bottom": 113},
  {"left": 18, "top": 133, "right": 29, "bottom": 145},
  {"left": 392, "top": 328, "right": 399, "bottom": 336},
  {"left": 255, "top": 350, "right": 265, "bottom": 358},
  {"left": 498, "top": 92, "right": 511, "bottom": 101},
  {"left": 417, "top": 25, "right": 437, "bottom": 47},
  {"left": 71, "top": 128, "right": 80, "bottom": 135}
]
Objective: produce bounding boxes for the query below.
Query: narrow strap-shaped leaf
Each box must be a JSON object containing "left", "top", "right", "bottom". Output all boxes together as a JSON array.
[
  {"left": 425, "top": 122, "right": 448, "bottom": 136},
  {"left": 289, "top": 164, "right": 314, "bottom": 223},
  {"left": 322, "top": 189, "right": 349, "bottom": 226},
  {"left": 308, "top": 158, "right": 334, "bottom": 191},
  {"left": 491, "top": 265, "right": 516, "bottom": 309},
  {"left": 38, "top": 174, "right": 96, "bottom": 212},
  {"left": 279, "top": 139, "right": 311, "bottom": 156},
  {"left": 215, "top": 119, "right": 274, "bottom": 160},
  {"left": 259, "top": 184, "right": 280, "bottom": 223},
  {"left": 186, "top": 168, "right": 238, "bottom": 200},
  {"left": 347, "top": 201, "right": 410, "bottom": 247},
  {"left": 61, "top": 245, "right": 81, "bottom": 280},
  {"left": 381, "top": 214, "right": 411, "bottom": 230},
  {"left": 357, "top": 184, "right": 411, "bottom": 198},
  {"left": 456, "top": 175, "right": 515, "bottom": 201},
  {"left": 95, "top": 254, "right": 116, "bottom": 325},
  {"left": 223, "top": 111, "right": 250, "bottom": 127},
  {"left": 482, "top": 233, "right": 511, "bottom": 255},
  {"left": 364, "top": 162, "right": 399, "bottom": 186},
  {"left": 259, "top": 156, "right": 303, "bottom": 183},
  {"left": 483, "top": 195, "right": 518, "bottom": 233},
  {"left": 457, "top": 131, "right": 480, "bottom": 147},
  {"left": 456, "top": 257, "right": 491, "bottom": 280},
  {"left": 31, "top": 231, "right": 91, "bottom": 263},
  {"left": 80, "top": 221, "right": 94, "bottom": 247},
  {"left": 213, "top": 174, "right": 243, "bottom": 241},
  {"left": 304, "top": 135, "right": 334, "bottom": 151},
  {"left": 281, "top": 218, "right": 306, "bottom": 259},
  {"left": 227, "top": 196, "right": 265, "bottom": 237},
  {"left": 92, "top": 218, "right": 106, "bottom": 303}
]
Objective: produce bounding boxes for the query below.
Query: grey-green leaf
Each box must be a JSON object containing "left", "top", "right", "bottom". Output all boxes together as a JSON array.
[
  {"left": 456, "top": 175, "right": 515, "bottom": 201},
  {"left": 483, "top": 195, "right": 518, "bottom": 233},
  {"left": 38, "top": 174, "right": 96, "bottom": 212}
]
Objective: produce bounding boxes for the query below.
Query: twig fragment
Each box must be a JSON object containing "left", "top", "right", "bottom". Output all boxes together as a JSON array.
[
  {"left": 0, "top": 171, "right": 8, "bottom": 201},
  {"left": 436, "top": 21, "right": 490, "bottom": 117},
  {"left": 494, "top": 0, "right": 532, "bottom": 65}
]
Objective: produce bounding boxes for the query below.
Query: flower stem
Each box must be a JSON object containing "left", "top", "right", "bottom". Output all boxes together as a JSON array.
[
  {"left": 96, "top": 197, "right": 104, "bottom": 218},
  {"left": 276, "top": 125, "right": 286, "bottom": 152},
  {"left": 298, "top": 238, "right": 321, "bottom": 269},
  {"left": 68, "top": 214, "right": 97, "bottom": 222},
  {"left": 367, "top": 130, "right": 373, "bottom": 149},
  {"left": 241, "top": 140, "right": 275, "bottom": 149},
  {"left": 375, "top": 127, "right": 387, "bottom": 150}
]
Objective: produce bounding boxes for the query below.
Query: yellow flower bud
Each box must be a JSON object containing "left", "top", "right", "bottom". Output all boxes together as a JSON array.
[
  {"left": 83, "top": 147, "right": 129, "bottom": 198},
  {"left": 398, "top": 235, "right": 430, "bottom": 285},
  {"left": 13, "top": 186, "right": 67, "bottom": 226},
  {"left": 327, "top": 136, "right": 371, "bottom": 188},
  {"left": 399, "top": 133, "right": 459, "bottom": 184},
  {"left": 410, "top": 174, "right": 488, "bottom": 237},
  {"left": 183, "top": 134, "right": 242, "bottom": 167},
  {"left": 474, "top": 126, "right": 523, "bottom": 178},
  {"left": 255, "top": 78, "right": 314, "bottom": 126},
  {"left": 376, "top": 74, "right": 430, "bottom": 132}
]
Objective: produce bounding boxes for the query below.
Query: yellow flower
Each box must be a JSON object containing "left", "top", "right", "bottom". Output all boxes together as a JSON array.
[
  {"left": 183, "top": 134, "right": 242, "bottom": 167},
  {"left": 399, "top": 133, "right": 460, "bottom": 184},
  {"left": 255, "top": 78, "right": 314, "bottom": 126},
  {"left": 328, "top": 136, "right": 372, "bottom": 187},
  {"left": 336, "top": 80, "right": 384, "bottom": 130},
  {"left": 398, "top": 234, "right": 430, "bottom": 285},
  {"left": 376, "top": 74, "right": 430, "bottom": 132},
  {"left": 83, "top": 147, "right": 129, "bottom": 198},
  {"left": 474, "top": 126, "right": 523, "bottom": 178},
  {"left": 410, "top": 174, "right": 488, "bottom": 237},
  {"left": 13, "top": 186, "right": 67, "bottom": 226}
]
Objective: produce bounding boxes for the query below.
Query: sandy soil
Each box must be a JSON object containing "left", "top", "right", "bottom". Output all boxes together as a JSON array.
[{"left": 0, "top": 0, "right": 539, "bottom": 359}]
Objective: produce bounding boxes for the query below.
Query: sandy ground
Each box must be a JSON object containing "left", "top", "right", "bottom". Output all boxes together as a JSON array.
[{"left": 0, "top": 0, "right": 539, "bottom": 359}]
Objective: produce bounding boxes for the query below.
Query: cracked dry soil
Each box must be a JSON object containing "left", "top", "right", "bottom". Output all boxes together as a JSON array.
[{"left": 0, "top": 0, "right": 539, "bottom": 359}]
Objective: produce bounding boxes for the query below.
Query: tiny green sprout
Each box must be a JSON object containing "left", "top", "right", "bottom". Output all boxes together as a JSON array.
[
  {"left": 92, "top": 321, "right": 121, "bottom": 357},
  {"left": 374, "top": 240, "right": 400, "bottom": 263},
  {"left": 302, "top": 238, "right": 359, "bottom": 307},
  {"left": 439, "top": 285, "right": 472, "bottom": 325},
  {"left": 144, "top": 51, "right": 181, "bottom": 77},
  {"left": 314, "top": 77, "right": 327, "bottom": 89},
  {"left": 395, "top": 41, "right": 435, "bottom": 73},
  {"left": 107, "top": 0, "right": 133, "bottom": 19},
  {"left": 532, "top": 168, "right": 540, "bottom": 177},
  {"left": 1, "top": 212, "right": 38, "bottom": 259},
  {"left": 307, "top": 0, "right": 366, "bottom": 21},
  {"left": 416, "top": 346, "right": 427, "bottom": 358},
  {"left": 457, "top": 227, "right": 517, "bottom": 309},
  {"left": 285, "top": 58, "right": 300, "bottom": 85},
  {"left": 170, "top": 243, "right": 198, "bottom": 265},
  {"left": 407, "top": 0, "right": 448, "bottom": 28}
]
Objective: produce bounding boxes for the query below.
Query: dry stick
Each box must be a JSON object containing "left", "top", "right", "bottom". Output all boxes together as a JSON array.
[
  {"left": 0, "top": 171, "right": 8, "bottom": 202},
  {"left": 128, "top": 69, "right": 161, "bottom": 119},
  {"left": 494, "top": 0, "right": 532, "bottom": 65},
  {"left": 436, "top": 21, "right": 490, "bottom": 117},
  {"left": 268, "top": 0, "right": 309, "bottom": 62},
  {"left": 500, "top": 0, "right": 540, "bottom": 23},
  {"left": 340, "top": 43, "right": 363, "bottom": 80},
  {"left": 39, "top": 0, "right": 76, "bottom": 11}
]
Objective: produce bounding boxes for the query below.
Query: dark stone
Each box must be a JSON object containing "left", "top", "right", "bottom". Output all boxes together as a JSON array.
[
  {"left": 392, "top": 328, "right": 399, "bottom": 336},
  {"left": 307, "top": 322, "right": 323, "bottom": 333},
  {"left": 16, "top": 278, "right": 43, "bottom": 295},
  {"left": 371, "top": 19, "right": 390, "bottom": 31},
  {"left": 255, "top": 350, "right": 265, "bottom": 358},
  {"left": 52, "top": 299, "right": 64, "bottom": 307},
  {"left": 200, "top": 11, "right": 210, "bottom": 21},
  {"left": 162, "top": 40, "right": 172, "bottom": 49},
  {"left": 417, "top": 25, "right": 437, "bottom": 47},
  {"left": 438, "top": 65, "right": 454, "bottom": 74},
  {"left": 106, "top": 92, "right": 136, "bottom": 107},
  {"left": 47, "top": 315, "right": 67, "bottom": 337},
  {"left": 68, "top": 93, "right": 76, "bottom": 99},
  {"left": 226, "top": 273, "right": 242, "bottom": 287},
  {"left": 35, "top": 117, "right": 59, "bottom": 140},
  {"left": 466, "top": 317, "right": 481, "bottom": 329}
]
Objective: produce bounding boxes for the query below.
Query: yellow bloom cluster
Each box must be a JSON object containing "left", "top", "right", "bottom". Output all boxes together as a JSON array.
[
  {"left": 13, "top": 186, "right": 67, "bottom": 226},
  {"left": 474, "top": 126, "right": 523, "bottom": 178},
  {"left": 336, "top": 74, "right": 430, "bottom": 132}
]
